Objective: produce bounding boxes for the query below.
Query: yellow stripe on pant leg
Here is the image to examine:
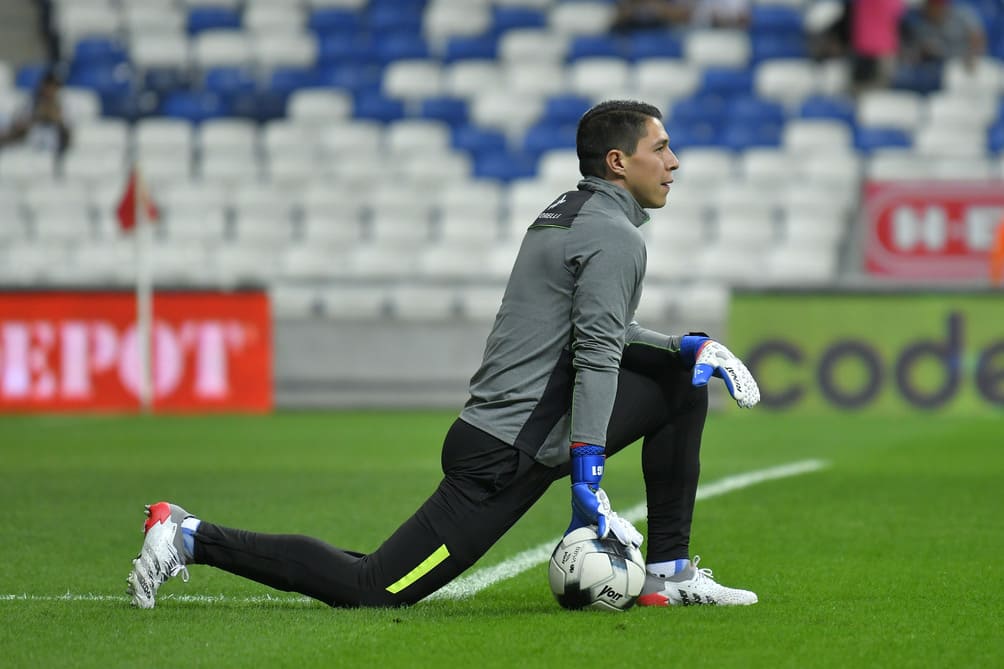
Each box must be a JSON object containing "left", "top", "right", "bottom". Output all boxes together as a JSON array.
[{"left": 385, "top": 544, "right": 450, "bottom": 594}]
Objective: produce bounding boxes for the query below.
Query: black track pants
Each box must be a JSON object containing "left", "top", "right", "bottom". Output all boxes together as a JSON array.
[{"left": 193, "top": 356, "right": 707, "bottom": 607}]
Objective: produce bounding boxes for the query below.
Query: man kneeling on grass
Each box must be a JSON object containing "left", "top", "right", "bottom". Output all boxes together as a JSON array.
[{"left": 127, "top": 100, "right": 761, "bottom": 609}]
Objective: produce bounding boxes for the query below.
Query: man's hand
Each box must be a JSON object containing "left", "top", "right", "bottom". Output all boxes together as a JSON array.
[
  {"left": 681, "top": 335, "right": 761, "bottom": 408},
  {"left": 566, "top": 443, "right": 644, "bottom": 548}
]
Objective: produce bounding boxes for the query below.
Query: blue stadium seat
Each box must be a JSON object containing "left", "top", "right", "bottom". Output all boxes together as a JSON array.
[
  {"left": 15, "top": 63, "right": 48, "bottom": 90},
  {"left": 891, "top": 63, "right": 942, "bottom": 94},
  {"left": 419, "top": 96, "right": 468, "bottom": 127},
  {"left": 187, "top": 7, "right": 242, "bottom": 35},
  {"left": 727, "top": 96, "right": 786, "bottom": 126},
  {"left": 624, "top": 30, "right": 683, "bottom": 61},
  {"left": 144, "top": 67, "right": 193, "bottom": 98},
  {"left": 988, "top": 121, "right": 1004, "bottom": 153},
  {"left": 720, "top": 121, "right": 782, "bottom": 151},
  {"left": 72, "top": 37, "right": 128, "bottom": 69},
  {"left": 799, "top": 95, "right": 856, "bottom": 127},
  {"left": 443, "top": 34, "right": 498, "bottom": 63},
  {"left": 317, "top": 64, "right": 383, "bottom": 95},
  {"left": 451, "top": 125, "right": 507, "bottom": 155},
  {"left": 353, "top": 91, "right": 406, "bottom": 123},
  {"left": 567, "top": 35, "right": 625, "bottom": 61},
  {"left": 308, "top": 9, "right": 362, "bottom": 36},
  {"left": 203, "top": 66, "right": 257, "bottom": 100},
  {"left": 699, "top": 67, "right": 754, "bottom": 98},
  {"left": 160, "top": 90, "right": 230, "bottom": 123},
  {"left": 229, "top": 91, "right": 287, "bottom": 122},
  {"left": 751, "top": 34, "right": 808, "bottom": 62},
  {"left": 473, "top": 150, "right": 538, "bottom": 182},
  {"left": 491, "top": 6, "right": 546, "bottom": 34},
  {"left": 367, "top": 6, "right": 424, "bottom": 36},
  {"left": 375, "top": 33, "right": 430, "bottom": 64},
  {"left": 101, "top": 91, "right": 159, "bottom": 122},
  {"left": 749, "top": 5, "right": 804, "bottom": 35},
  {"left": 542, "top": 95, "right": 592, "bottom": 126},
  {"left": 672, "top": 95, "right": 728, "bottom": 131},
  {"left": 854, "top": 127, "right": 912, "bottom": 152},
  {"left": 268, "top": 67, "right": 322, "bottom": 97},
  {"left": 663, "top": 121, "right": 721, "bottom": 150},
  {"left": 523, "top": 122, "right": 577, "bottom": 157},
  {"left": 318, "top": 35, "right": 379, "bottom": 67},
  {"left": 67, "top": 63, "right": 133, "bottom": 98}
]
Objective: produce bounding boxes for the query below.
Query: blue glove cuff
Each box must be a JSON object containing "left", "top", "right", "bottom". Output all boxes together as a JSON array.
[
  {"left": 571, "top": 443, "right": 604, "bottom": 486},
  {"left": 680, "top": 334, "right": 711, "bottom": 364}
]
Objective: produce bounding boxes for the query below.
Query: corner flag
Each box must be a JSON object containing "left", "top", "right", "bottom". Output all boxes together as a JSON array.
[{"left": 116, "top": 168, "right": 160, "bottom": 231}]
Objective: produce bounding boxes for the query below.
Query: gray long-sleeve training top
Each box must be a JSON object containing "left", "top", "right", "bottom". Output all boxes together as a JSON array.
[{"left": 459, "top": 175, "right": 683, "bottom": 467}]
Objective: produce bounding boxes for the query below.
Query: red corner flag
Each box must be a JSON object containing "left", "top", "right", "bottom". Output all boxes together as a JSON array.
[{"left": 116, "top": 168, "right": 160, "bottom": 232}]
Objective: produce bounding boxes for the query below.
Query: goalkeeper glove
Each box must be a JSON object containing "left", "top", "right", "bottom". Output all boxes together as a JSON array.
[
  {"left": 566, "top": 443, "right": 643, "bottom": 548},
  {"left": 680, "top": 334, "right": 761, "bottom": 409}
]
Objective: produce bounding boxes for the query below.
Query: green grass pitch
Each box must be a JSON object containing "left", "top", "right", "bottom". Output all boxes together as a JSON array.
[{"left": 1, "top": 410, "right": 1001, "bottom": 668}]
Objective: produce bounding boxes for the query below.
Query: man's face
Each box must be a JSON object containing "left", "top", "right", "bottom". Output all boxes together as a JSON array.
[{"left": 620, "top": 117, "right": 679, "bottom": 209}]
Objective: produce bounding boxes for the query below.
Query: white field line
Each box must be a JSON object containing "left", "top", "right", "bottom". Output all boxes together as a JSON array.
[
  {"left": 427, "top": 458, "right": 828, "bottom": 601},
  {"left": 0, "top": 459, "right": 827, "bottom": 606}
]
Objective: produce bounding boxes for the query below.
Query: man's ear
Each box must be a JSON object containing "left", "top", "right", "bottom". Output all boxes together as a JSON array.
[{"left": 605, "top": 149, "right": 627, "bottom": 178}]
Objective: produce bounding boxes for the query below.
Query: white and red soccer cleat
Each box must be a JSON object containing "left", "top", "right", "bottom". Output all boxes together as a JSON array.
[
  {"left": 637, "top": 556, "right": 757, "bottom": 607},
  {"left": 126, "top": 502, "right": 190, "bottom": 609}
]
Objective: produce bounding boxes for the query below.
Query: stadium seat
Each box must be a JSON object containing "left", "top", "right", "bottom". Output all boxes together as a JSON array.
[
  {"left": 700, "top": 67, "right": 754, "bottom": 98},
  {"left": 470, "top": 90, "right": 544, "bottom": 135},
  {"left": 353, "top": 91, "right": 406, "bottom": 123},
  {"left": 491, "top": 5, "right": 547, "bottom": 33},
  {"left": 624, "top": 30, "right": 684, "bottom": 61},
  {"left": 548, "top": 2, "right": 616, "bottom": 37},
  {"left": 504, "top": 62, "right": 568, "bottom": 97},
  {"left": 382, "top": 59, "right": 445, "bottom": 102},
  {"left": 287, "top": 89, "right": 353, "bottom": 124},
  {"left": 567, "top": 34, "right": 626, "bottom": 61},
  {"left": 425, "top": 3, "right": 492, "bottom": 50},
  {"left": 782, "top": 119, "right": 853, "bottom": 153},
  {"left": 389, "top": 285, "right": 462, "bottom": 321},
  {"left": 569, "top": 57, "right": 633, "bottom": 99},
  {"left": 418, "top": 96, "right": 468, "bottom": 126},
  {"left": 443, "top": 60, "right": 502, "bottom": 99},
  {"left": 442, "top": 34, "right": 499, "bottom": 63},
  {"left": 857, "top": 90, "right": 924, "bottom": 133},
  {"left": 854, "top": 127, "right": 912, "bottom": 153},
  {"left": 130, "top": 33, "right": 191, "bottom": 70},
  {"left": 244, "top": 2, "right": 307, "bottom": 34},
  {"left": 254, "top": 33, "right": 319, "bottom": 70},
  {"left": 457, "top": 284, "right": 506, "bottom": 321},
  {"left": 213, "top": 245, "right": 280, "bottom": 286},
  {"left": 634, "top": 59, "right": 701, "bottom": 103},
  {"left": 194, "top": 30, "right": 253, "bottom": 69},
  {"left": 385, "top": 118, "right": 453, "bottom": 155},
  {"left": 160, "top": 90, "right": 230, "bottom": 123},
  {"left": 684, "top": 30, "right": 750, "bottom": 68},
  {"left": 498, "top": 29, "right": 569, "bottom": 64},
  {"left": 0, "top": 148, "right": 57, "bottom": 186},
  {"left": 186, "top": 6, "right": 241, "bottom": 34},
  {"left": 754, "top": 59, "right": 816, "bottom": 107}
]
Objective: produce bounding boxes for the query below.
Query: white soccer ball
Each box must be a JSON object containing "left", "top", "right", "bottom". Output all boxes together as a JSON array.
[{"left": 548, "top": 526, "right": 646, "bottom": 612}]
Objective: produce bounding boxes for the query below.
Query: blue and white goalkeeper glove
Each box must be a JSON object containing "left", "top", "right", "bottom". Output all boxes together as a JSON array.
[
  {"left": 681, "top": 334, "right": 761, "bottom": 408},
  {"left": 566, "top": 443, "right": 643, "bottom": 548}
]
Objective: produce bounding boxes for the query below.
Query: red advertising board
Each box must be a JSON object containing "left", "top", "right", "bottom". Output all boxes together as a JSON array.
[
  {"left": 0, "top": 291, "right": 272, "bottom": 413},
  {"left": 862, "top": 180, "right": 1004, "bottom": 280}
]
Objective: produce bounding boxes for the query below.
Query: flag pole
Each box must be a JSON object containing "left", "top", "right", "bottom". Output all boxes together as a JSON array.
[{"left": 135, "top": 165, "right": 153, "bottom": 413}]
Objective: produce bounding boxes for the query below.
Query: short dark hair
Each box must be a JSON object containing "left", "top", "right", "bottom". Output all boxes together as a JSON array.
[{"left": 576, "top": 100, "right": 663, "bottom": 178}]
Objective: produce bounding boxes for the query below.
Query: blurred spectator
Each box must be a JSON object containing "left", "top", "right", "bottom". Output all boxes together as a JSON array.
[
  {"left": 611, "top": 0, "right": 748, "bottom": 32},
  {"left": 689, "top": 0, "right": 750, "bottom": 29},
  {"left": 611, "top": 0, "right": 690, "bottom": 33},
  {"left": 899, "top": 0, "right": 986, "bottom": 67},
  {"left": 0, "top": 70, "right": 71, "bottom": 155},
  {"left": 806, "top": 0, "right": 852, "bottom": 61},
  {"left": 850, "top": 0, "right": 906, "bottom": 91}
]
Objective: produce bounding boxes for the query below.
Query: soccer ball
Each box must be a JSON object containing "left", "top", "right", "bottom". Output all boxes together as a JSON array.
[{"left": 548, "top": 526, "right": 646, "bottom": 612}]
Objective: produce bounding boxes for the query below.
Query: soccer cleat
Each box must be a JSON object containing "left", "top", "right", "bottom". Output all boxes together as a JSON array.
[
  {"left": 636, "top": 556, "right": 757, "bottom": 607},
  {"left": 126, "top": 502, "right": 191, "bottom": 609}
]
